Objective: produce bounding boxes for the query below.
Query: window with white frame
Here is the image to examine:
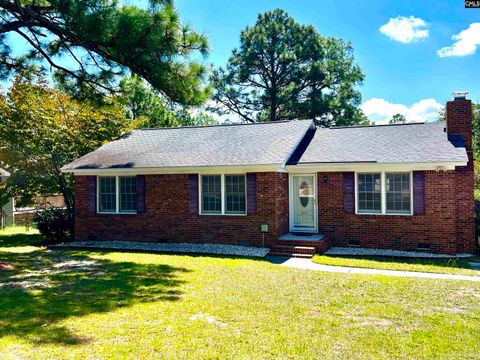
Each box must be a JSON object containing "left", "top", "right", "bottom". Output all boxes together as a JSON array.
[
  {"left": 201, "top": 175, "right": 222, "bottom": 214},
  {"left": 385, "top": 173, "right": 411, "bottom": 214},
  {"left": 120, "top": 176, "right": 137, "bottom": 213},
  {"left": 201, "top": 174, "right": 246, "bottom": 215},
  {"left": 225, "top": 175, "right": 246, "bottom": 214},
  {"left": 98, "top": 176, "right": 137, "bottom": 213},
  {"left": 357, "top": 173, "right": 381, "bottom": 214},
  {"left": 356, "top": 172, "right": 412, "bottom": 215}
]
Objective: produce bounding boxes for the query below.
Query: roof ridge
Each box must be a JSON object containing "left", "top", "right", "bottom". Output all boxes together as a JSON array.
[
  {"left": 329, "top": 121, "right": 430, "bottom": 130},
  {"left": 136, "top": 119, "right": 311, "bottom": 131}
]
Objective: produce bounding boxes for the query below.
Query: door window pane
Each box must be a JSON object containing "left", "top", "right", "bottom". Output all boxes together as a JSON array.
[
  {"left": 120, "top": 176, "right": 137, "bottom": 213},
  {"left": 386, "top": 173, "right": 411, "bottom": 214},
  {"left": 293, "top": 175, "right": 315, "bottom": 228},
  {"left": 357, "top": 173, "right": 381, "bottom": 213},
  {"left": 99, "top": 177, "right": 116, "bottom": 212},
  {"left": 225, "top": 175, "right": 246, "bottom": 214},
  {"left": 202, "top": 175, "right": 221, "bottom": 214}
]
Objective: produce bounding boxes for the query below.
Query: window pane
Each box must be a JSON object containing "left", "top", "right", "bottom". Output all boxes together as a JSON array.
[
  {"left": 357, "top": 173, "right": 381, "bottom": 213},
  {"left": 202, "top": 175, "right": 221, "bottom": 214},
  {"left": 225, "top": 175, "right": 246, "bottom": 214},
  {"left": 99, "top": 177, "right": 116, "bottom": 212},
  {"left": 386, "top": 173, "right": 411, "bottom": 214},
  {"left": 120, "top": 176, "right": 137, "bottom": 213}
]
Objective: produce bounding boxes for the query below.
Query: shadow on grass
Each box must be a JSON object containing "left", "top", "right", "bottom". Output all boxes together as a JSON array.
[
  {"left": 0, "top": 232, "right": 44, "bottom": 247},
  {"left": 0, "top": 249, "right": 189, "bottom": 345}
]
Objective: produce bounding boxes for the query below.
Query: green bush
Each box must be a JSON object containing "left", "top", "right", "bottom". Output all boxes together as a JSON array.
[
  {"left": 34, "top": 207, "right": 73, "bottom": 244},
  {"left": 475, "top": 160, "right": 480, "bottom": 202}
]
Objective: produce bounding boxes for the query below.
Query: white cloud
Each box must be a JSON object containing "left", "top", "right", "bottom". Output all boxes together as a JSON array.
[
  {"left": 361, "top": 98, "right": 443, "bottom": 124},
  {"left": 437, "top": 23, "right": 480, "bottom": 57},
  {"left": 379, "top": 16, "right": 429, "bottom": 43}
]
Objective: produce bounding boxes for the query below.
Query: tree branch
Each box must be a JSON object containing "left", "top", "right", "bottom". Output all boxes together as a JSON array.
[{"left": 15, "top": 28, "right": 113, "bottom": 92}]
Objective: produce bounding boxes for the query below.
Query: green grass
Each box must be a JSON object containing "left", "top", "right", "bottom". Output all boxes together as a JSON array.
[
  {"left": 0, "top": 231, "right": 480, "bottom": 359},
  {"left": 313, "top": 255, "right": 480, "bottom": 277},
  {"left": 0, "top": 226, "right": 44, "bottom": 253}
]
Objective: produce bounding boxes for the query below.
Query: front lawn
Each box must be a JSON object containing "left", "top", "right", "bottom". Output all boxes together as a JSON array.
[
  {"left": 0, "top": 226, "right": 43, "bottom": 253},
  {"left": 0, "top": 231, "right": 479, "bottom": 359},
  {"left": 313, "top": 255, "right": 480, "bottom": 277}
]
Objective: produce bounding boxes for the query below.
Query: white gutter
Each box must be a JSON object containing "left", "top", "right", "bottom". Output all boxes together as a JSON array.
[
  {"left": 285, "top": 161, "right": 468, "bottom": 173},
  {"left": 61, "top": 163, "right": 281, "bottom": 175}
]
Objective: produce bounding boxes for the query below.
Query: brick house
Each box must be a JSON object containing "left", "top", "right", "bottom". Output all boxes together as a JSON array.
[{"left": 62, "top": 93, "right": 477, "bottom": 255}]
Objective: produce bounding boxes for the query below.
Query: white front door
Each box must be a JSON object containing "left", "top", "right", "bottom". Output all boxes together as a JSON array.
[{"left": 289, "top": 174, "right": 318, "bottom": 233}]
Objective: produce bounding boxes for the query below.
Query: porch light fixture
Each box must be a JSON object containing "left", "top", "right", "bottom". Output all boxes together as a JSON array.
[{"left": 323, "top": 175, "right": 328, "bottom": 184}]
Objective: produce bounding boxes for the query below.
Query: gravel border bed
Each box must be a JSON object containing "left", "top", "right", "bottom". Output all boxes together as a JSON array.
[
  {"left": 325, "top": 247, "right": 475, "bottom": 259},
  {"left": 52, "top": 241, "right": 270, "bottom": 258}
]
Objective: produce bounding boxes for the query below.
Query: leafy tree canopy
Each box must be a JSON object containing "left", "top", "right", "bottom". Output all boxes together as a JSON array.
[
  {"left": 472, "top": 103, "right": 480, "bottom": 161},
  {"left": 389, "top": 113, "right": 407, "bottom": 124},
  {"left": 0, "top": 77, "right": 131, "bottom": 211},
  {"left": 0, "top": 0, "right": 210, "bottom": 105},
  {"left": 210, "top": 9, "right": 365, "bottom": 126},
  {"left": 117, "top": 75, "right": 217, "bottom": 128}
]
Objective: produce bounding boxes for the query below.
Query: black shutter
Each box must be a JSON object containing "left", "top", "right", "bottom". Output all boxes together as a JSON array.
[
  {"left": 413, "top": 171, "right": 425, "bottom": 215},
  {"left": 343, "top": 172, "right": 355, "bottom": 213},
  {"left": 87, "top": 176, "right": 96, "bottom": 213},
  {"left": 136, "top": 175, "right": 146, "bottom": 214},
  {"left": 188, "top": 174, "right": 199, "bottom": 214},
  {"left": 247, "top": 173, "right": 257, "bottom": 215}
]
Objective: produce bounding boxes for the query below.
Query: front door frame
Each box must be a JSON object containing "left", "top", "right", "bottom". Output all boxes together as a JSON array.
[{"left": 288, "top": 173, "right": 318, "bottom": 233}]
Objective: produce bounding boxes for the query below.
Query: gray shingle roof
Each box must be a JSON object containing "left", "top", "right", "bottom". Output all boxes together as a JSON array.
[
  {"left": 292, "top": 121, "right": 467, "bottom": 165},
  {"left": 62, "top": 120, "right": 313, "bottom": 170},
  {"left": 0, "top": 167, "right": 10, "bottom": 177}
]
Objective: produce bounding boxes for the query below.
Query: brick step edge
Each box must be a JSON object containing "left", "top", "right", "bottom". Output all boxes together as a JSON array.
[
  {"left": 269, "top": 247, "right": 316, "bottom": 255},
  {"left": 278, "top": 241, "right": 323, "bottom": 247},
  {"left": 268, "top": 252, "right": 314, "bottom": 258},
  {"left": 270, "top": 245, "right": 316, "bottom": 253},
  {"left": 272, "top": 245, "right": 316, "bottom": 251}
]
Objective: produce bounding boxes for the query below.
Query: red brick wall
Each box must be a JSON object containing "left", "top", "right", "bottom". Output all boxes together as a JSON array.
[
  {"left": 74, "top": 168, "right": 475, "bottom": 254},
  {"left": 317, "top": 169, "right": 476, "bottom": 254},
  {"left": 447, "top": 99, "right": 472, "bottom": 152},
  {"left": 74, "top": 172, "right": 289, "bottom": 247}
]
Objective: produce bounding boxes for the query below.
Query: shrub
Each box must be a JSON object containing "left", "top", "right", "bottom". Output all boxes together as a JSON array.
[
  {"left": 475, "top": 161, "right": 480, "bottom": 202},
  {"left": 34, "top": 207, "right": 73, "bottom": 244}
]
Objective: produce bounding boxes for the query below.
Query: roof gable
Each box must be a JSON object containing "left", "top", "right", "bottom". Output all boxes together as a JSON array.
[
  {"left": 62, "top": 120, "right": 313, "bottom": 171},
  {"left": 289, "top": 122, "right": 468, "bottom": 165}
]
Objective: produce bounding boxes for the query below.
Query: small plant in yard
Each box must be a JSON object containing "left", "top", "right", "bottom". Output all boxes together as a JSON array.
[{"left": 34, "top": 207, "right": 73, "bottom": 244}]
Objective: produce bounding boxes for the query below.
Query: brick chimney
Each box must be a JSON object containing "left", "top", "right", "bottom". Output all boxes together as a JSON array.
[
  {"left": 446, "top": 91, "right": 472, "bottom": 159},
  {"left": 446, "top": 91, "right": 475, "bottom": 254}
]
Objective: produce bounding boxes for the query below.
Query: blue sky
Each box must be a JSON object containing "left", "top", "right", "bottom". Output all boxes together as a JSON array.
[
  {"left": 6, "top": 0, "right": 480, "bottom": 123},
  {"left": 175, "top": 0, "right": 480, "bottom": 123}
]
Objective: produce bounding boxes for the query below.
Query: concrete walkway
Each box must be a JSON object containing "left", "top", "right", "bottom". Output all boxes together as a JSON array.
[{"left": 268, "top": 256, "right": 480, "bottom": 282}]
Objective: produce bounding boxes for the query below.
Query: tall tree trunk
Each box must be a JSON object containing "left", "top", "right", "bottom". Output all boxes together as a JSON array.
[
  {"left": 270, "top": 92, "right": 277, "bottom": 122},
  {"left": 57, "top": 174, "right": 74, "bottom": 214}
]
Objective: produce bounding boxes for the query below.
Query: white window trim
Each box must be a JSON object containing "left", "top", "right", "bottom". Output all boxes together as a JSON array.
[
  {"left": 355, "top": 171, "right": 413, "bottom": 216},
  {"left": 199, "top": 174, "right": 247, "bottom": 216},
  {"left": 97, "top": 176, "right": 137, "bottom": 214}
]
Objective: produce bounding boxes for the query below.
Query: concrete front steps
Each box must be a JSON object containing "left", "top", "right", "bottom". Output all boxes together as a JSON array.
[
  {"left": 268, "top": 233, "right": 329, "bottom": 258},
  {"left": 268, "top": 245, "right": 317, "bottom": 258}
]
